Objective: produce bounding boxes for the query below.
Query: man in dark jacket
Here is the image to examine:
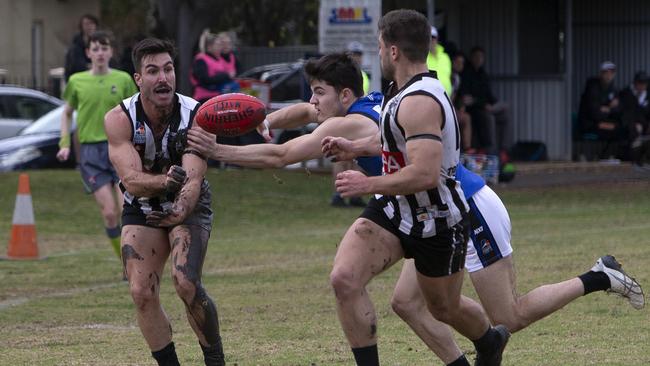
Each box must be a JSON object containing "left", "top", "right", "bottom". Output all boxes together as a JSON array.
[
  {"left": 64, "top": 14, "right": 98, "bottom": 81},
  {"left": 577, "top": 61, "right": 622, "bottom": 141},
  {"left": 459, "top": 46, "right": 510, "bottom": 155},
  {"left": 618, "top": 71, "right": 650, "bottom": 164}
]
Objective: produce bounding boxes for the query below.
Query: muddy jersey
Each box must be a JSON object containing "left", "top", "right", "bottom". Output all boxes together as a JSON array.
[
  {"left": 377, "top": 72, "right": 468, "bottom": 238},
  {"left": 118, "top": 93, "right": 208, "bottom": 215}
]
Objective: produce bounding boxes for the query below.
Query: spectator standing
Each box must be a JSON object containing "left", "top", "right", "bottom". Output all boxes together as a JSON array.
[
  {"left": 191, "top": 31, "right": 239, "bottom": 103},
  {"left": 64, "top": 14, "right": 98, "bottom": 82},
  {"left": 57, "top": 31, "right": 138, "bottom": 266},
  {"left": 618, "top": 70, "right": 650, "bottom": 164},
  {"left": 347, "top": 41, "right": 370, "bottom": 94},
  {"left": 459, "top": 46, "right": 511, "bottom": 155},
  {"left": 426, "top": 26, "right": 452, "bottom": 95}
]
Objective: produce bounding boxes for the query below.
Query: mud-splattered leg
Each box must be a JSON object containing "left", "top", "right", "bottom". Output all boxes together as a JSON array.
[
  {"left": 329, "top": 218, "right": 404, "bottom": 358},
  {"left": 121, "top": 225, "right": 175, "bottom": 354},
  {"left": 170, "top": 224, "right": 224, "bottom": 366}
]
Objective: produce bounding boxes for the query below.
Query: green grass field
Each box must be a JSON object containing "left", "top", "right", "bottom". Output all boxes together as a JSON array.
[{"left": 0, "top": 169, "right": 648, "bottom": 365}]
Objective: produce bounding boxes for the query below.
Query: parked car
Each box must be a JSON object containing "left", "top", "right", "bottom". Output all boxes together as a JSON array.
[
  {"left": 239, "top": 59, "right": 311, "bottom": 107},
  {"left": 0, "top": 85, "right": 63, "bottom": 139},
  {"left": 239, "top": 60, "right": 319, "bottom": 143},
  {"left": 0, "top": 105, "right": 76, "bottom": 172}
]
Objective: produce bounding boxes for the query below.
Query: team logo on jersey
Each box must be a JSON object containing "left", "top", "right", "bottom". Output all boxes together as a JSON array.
[
  {"left": 134, "top": 121, "right": 146, "bottom": 145},
  {"left": 382, "top": 150, "right": 405, "bottom": 174}
]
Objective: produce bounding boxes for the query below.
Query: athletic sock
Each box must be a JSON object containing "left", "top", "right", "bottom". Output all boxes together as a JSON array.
[
  {"left": 200, "top": 338, "right": 225, "bottom": 366},
  {"left": 472, "top": 326, "right": 497, "bottom": 355},
  {"left": 105, "top": 226, "right": 121, "bottom": 259},
  {"left": 578, "top": 271, "right": 611, "bottom": 294},
  {"left": 151, "top": 342, "right": 180, "bottom": 366},
  {"left": 351, "top": 344, "right": 379, "bottom": 366},
  {"left": 447, "top": 354, "right": 470, "bottom": 366}
]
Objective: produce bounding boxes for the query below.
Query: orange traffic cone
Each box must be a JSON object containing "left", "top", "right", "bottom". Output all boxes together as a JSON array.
[{"left": 6, "top": 173, "right": 39, "bottom": 259}]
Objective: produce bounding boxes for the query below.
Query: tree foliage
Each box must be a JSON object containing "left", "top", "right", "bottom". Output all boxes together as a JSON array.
[{"left": 101, "top": 0, "right": 319, "bottom": 93}]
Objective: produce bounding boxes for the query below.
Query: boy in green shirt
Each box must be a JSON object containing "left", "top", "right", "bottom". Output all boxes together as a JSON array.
[{"left": 57, "top": 31, "right": 137, "bottom": 264}]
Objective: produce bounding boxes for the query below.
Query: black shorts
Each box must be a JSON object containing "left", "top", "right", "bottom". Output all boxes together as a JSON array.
[
  {"left": 122, "top": 180, "right": 213, "bottom": 231},
  {"left": 359, "top": 197, "right": 468, "bottom": 277}
]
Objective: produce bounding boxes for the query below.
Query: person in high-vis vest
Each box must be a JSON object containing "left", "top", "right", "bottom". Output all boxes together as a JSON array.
[
  {"left": 426, "top": 26, "right": 453, "bottom": 95},
  {"left": 190, "top": 31, "right": 239, "bottom": 103},
  {"left": 347, "top": 41, "right": 369, "bottom": 94}
]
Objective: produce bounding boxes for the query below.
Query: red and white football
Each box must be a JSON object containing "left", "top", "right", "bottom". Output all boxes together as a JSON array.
[{"left": 195, "top": 93, "right": 266, "bottom": 137}]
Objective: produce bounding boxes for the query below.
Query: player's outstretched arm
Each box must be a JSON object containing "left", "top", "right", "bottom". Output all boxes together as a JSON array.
[
  {"left": 335, "top": 96, "right": 441, "bottom": 197},
  {"left": 256, "top": 103, "right": 318, "bottom": 141},
  {"left": 322, "top": 130, "right": 382, "bottom": 162},
  {"left": 266, "top": 102, "right": 318, "bottom": 129},
  {"left": 188, "top": 114, "right": 378, "bottom": 169},
  {"left": 105, "top": 106, "right": 183, "bottom": 197}
]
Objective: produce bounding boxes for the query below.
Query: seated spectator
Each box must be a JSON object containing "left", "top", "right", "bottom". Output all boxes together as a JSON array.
[
  {"left": 618, "top": 70, "right": 650, "bottom": 164},
  {"left": 459, "top": 46, "right": 510, "bottom": 156},
  {"left": 451, "top": 52, "right": 473, "bottom": 152},
  {"left": 577, "top": 61, "right": 622, "bottom": 143}
]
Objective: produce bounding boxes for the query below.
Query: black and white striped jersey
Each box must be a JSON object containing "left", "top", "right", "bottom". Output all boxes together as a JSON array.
[
  {"left": 118, "top": 93, "right": 201, "bottom": 214},
  {"left": 377, "top": 72, "right": 468, "bottom": 238}
]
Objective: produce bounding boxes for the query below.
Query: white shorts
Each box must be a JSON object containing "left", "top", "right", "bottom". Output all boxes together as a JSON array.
[{"left": 464, "top": 185, "right": 513, "bottom": 273}]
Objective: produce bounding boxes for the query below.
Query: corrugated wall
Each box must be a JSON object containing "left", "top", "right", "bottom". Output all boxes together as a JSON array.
[
  {"left": 572, "top": 0, "right": 650, "bottom": 110},
  {"left": 456, "top": 0, "right": 571, "bottom": 159}
]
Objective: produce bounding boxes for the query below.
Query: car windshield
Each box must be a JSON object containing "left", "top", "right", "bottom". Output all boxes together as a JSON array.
[{"left": 19, "top": 106, "right": 75, "bottom": 135}]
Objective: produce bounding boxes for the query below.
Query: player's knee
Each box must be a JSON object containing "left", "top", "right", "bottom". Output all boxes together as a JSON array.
[
  {"left": 391, "top": 293, "right": 423, "bottom": 320},
  {"left": 490, "top": 303, "right": 528, "bottom": 332},
  {"left": 129, "top": 283, "right": 159, "bottom": 312},
  {"left": 330, "top": 267, "right": 361, "bottom": 300},
  {"left": 425, "top": 301, "right": 456, "bottom": 324}
]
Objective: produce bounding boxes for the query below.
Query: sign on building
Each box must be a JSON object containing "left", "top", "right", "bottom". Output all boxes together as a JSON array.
[{"left": 319, "top": 1, "right": 382, "bottom": 93}]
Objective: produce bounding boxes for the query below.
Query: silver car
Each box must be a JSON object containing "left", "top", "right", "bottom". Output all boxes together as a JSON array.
[{"left": 0, "top": 85, "right": 63, "bottom": 139}]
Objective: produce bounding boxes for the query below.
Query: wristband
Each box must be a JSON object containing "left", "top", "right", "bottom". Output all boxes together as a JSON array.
[{"left": 59, "top": 134, "right": 71, "bottom": 149}]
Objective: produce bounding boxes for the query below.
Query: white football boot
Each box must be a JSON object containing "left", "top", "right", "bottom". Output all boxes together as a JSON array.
[{"left": 591, "top": 255, "right": 645, "bottom": 309}]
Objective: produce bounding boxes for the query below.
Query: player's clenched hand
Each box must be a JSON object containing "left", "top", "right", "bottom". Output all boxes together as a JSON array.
[
  {"left": 165, "top": 165, "right": 187, "bottom": 193},
  {"left": 322, "top": 136, "right": 355, "bottom": 162},
  {"left": 187, "top": 126, "right": 217, "bottom": 158},
  {"left": 335, "top": 170, "right": 369, "bottom": 197},
  {"left": 145, "top": 207, "right": 183, "bottom": 227}
]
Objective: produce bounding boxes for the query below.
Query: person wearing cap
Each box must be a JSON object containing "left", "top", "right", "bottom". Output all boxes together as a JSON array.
[
  {"left": 618, "top": 70, "right": 650, "bottom": 165},
  {"left": 577, "top": 61, "right": 622, "bottom": 148},
  {"left": 346, "top": 41, "right": 370, "bottom": 94},
  {"left": 426, "top": 26, "right": 452, "bottom": 95}
]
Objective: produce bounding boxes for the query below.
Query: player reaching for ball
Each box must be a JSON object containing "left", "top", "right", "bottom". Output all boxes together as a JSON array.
[
  {"left": 104, "top": 38, "right": 225, "bottom": 366},
  {"left": 187, "top": 49, "right": 644, "bottom": 365}
]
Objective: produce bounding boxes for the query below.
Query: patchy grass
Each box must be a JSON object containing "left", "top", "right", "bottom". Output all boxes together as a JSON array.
[{"left": 0, "top": 169, "right": 648, "bottom": 365}]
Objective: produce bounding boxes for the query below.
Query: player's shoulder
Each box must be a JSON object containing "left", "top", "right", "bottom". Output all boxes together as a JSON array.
[
  {"left": 176, "top": 93, "right": 200, "bottom": 109},
  {"left": 104, "top": 103, "right": 128, "bottom": 123}
]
